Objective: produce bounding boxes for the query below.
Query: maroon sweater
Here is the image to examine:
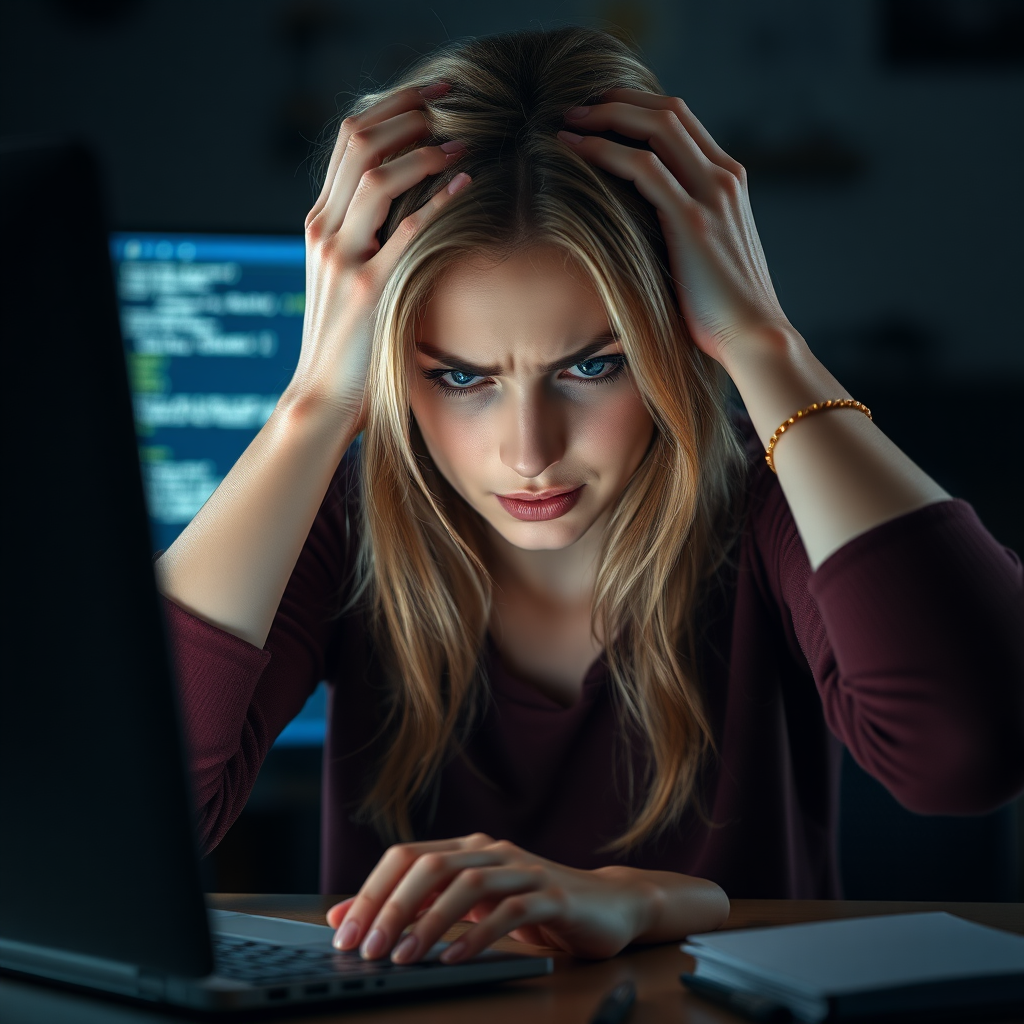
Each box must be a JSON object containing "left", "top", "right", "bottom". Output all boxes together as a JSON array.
[{"left": 164, "top": 422, "right": 1024, "bottom": 898}]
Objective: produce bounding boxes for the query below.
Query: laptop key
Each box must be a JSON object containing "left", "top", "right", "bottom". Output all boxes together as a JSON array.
[{"left": 211, "top": 933, "right": 435, "bottom": 987}]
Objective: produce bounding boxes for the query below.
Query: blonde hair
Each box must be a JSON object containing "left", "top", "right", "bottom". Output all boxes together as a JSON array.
[{"left": 330, "top": 25, "right": 747, "bottom": 851}]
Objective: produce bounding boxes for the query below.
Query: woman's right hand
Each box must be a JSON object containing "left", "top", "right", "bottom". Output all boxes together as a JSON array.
[
  {"left": 289, "top": 81, "right": 470, "bottom": 429},
  {"left": 154, "top": 83, "right": 468, "bottom": 650}
]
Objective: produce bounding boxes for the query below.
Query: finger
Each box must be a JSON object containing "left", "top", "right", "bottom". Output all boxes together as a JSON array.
[
  {"left": 315, "top": 109, "right": 435, "bottom": 237},
  {"left": 596, "top": 87, "right": 741, "bottom": 174},
  {"left": 309, "top": 82, "right": 449, "bottom": 223},
  {"left": 414, "top": 890, "right": 441, "bottom": 916},
  {"left": 334, "top": 885, "right": 447, "bottom": 951},
  {"left": 461, "top": 897, "right": 501, "bottom": 923},
  {"left": 334, "top": 838, "right": 468, "bottom": 950},
  {"left": 439, "top": 889, "right": 569, "bottom": 964},
  {"left": 364, "top": 169, "right": 472, "bottom": 284},
  {"left": 333, "top": 833, "right": 491, "bottom": 951},
  {"left": 360, "top": 849, "right": 513, "bottom": 960},
  {"left": 337, "top": 141, "right": 467, "bottom": 263},
  {"left": 563, "top": 101, "right": 716, "bottom": 201},
  {"left": 325, "top": 897, "right": 355, "bottom": 929},
  {"left": 557, "top": 132, "right": 693, "bottom": 222},
  {"left": 393, "top": 865, "right": 545, "bottom": 963}
]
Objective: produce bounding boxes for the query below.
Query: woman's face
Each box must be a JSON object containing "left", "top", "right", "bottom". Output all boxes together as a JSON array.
[{"left": 408, "top": 246, "right": 656, "bottom": 552}]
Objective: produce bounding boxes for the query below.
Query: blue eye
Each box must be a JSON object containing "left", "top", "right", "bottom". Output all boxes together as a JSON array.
[
  {"left": 573, "top": 359, "right": 607, "bottom": 377},
  {"left": 420, "top": 354, "right": 627, "bottom": 398},
  {"left": 563, "top": 355, "right": 626, "bottom": 381}
]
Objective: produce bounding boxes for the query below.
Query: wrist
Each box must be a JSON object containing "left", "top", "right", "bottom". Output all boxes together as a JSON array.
[
  {"left": 278, "top": 379, "right": 364, "bottom": 440},
  {"left": 716, "top": 322, "right": 807, "bottom": 380},
  {"left": 595, "top": 867, "right": 731, "bottom": 943},
  {"left": 717, "top": 326, "right": 852, "bottom": 451},
  {"left": 593, "top": 865, "right": 664, "bottom": 944}
]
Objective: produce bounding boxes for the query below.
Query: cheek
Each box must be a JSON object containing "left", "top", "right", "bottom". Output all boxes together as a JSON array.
[
  {"left": 574, "top": 388, "right": 655, "bottom": 474},
  {"left": 410, "top": 393, "right": 492, "bottom": 485}
]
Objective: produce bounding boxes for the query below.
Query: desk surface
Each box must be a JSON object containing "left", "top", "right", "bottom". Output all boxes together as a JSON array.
[{"left": 2, "top": 896, "right": 1022, "bottom": 1023}]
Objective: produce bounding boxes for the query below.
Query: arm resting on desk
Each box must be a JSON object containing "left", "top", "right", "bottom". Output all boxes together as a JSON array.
[{"left": 595, "top": 865, "right": 730, "bottom": 944}]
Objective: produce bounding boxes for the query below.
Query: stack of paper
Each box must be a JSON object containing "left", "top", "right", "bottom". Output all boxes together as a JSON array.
[{"left": 682, "top": 912, "right": 1024, "bottom": 1022}]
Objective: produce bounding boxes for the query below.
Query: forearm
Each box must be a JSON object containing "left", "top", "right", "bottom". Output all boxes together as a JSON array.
[
  {"left": 595, "top": 866, "right": 730, "bottom": 943},
  {"left": 155, "top": 386, "right": 359, "bottom": 649},
  {"left": 722, "top": 327, "right": 951, "bottom": 569}
]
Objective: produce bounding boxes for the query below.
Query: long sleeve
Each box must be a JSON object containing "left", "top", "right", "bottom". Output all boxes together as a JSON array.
[
  {"left": 163, "top": 443, "right": 362, "bottom": 853},
  {"left": 747, "top": 441, "right": 1024, "bottom": 815}
]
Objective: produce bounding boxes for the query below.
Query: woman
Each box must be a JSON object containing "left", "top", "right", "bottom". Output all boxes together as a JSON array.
[{"left": 157, "top": 27, "right": 1024, "bottom": 966}]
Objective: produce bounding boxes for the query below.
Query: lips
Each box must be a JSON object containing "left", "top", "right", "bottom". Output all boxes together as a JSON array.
[
  {"left": 500, "top": 486, "right": 579, "bottom": 501},
  {"left": 496, "top": 485, "right": 584, "bottom": 522}
]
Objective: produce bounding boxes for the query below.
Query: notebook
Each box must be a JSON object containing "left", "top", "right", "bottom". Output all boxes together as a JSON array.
[
  {"left": 681, "top": 911, "right": 1024, "bottom": 1022},
  {"left": 0, "top": 139, "right": 551, "bottom": 1011}
]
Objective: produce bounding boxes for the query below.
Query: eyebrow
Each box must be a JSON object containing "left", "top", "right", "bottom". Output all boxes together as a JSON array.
[{"left": 414, "top": 332, "right": 621, "bottom": 377}]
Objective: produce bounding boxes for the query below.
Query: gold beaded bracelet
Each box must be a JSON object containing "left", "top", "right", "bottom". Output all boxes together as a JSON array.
[{"left": 764, "top": 399, "right": 873, "bottom": 474}]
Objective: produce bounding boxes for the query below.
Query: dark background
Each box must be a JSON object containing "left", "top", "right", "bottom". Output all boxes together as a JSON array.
[{"left": 3, "top": 0, "right": 1021, "bottom": 900}]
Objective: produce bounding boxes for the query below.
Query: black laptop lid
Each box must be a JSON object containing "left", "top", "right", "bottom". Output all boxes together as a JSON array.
[{"left": 0, "top": 140, "right": 213, "bottom": 978}]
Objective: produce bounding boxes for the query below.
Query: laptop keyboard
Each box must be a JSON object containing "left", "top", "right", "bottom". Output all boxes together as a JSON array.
[{"left": 213, "top": 934, "right": 430, "bottom": 984}]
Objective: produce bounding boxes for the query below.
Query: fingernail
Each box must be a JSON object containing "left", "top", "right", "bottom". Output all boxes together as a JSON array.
[
  {"left": 418, "top": 82, "right": 451, "bottom": 100},
  {"left": 557, "top": 130, "right": 584, "bottom": 145},
  {"left": 334, "top": 919, "right": 359, "bottom": 950},
  {"left": 440, "top": 939, "right": 467, "bottom": 964},
  {"left": 440, "top": 140, "right": 466, "bottom": 154},
  {"left": 391, "top": 933, "right": 419, "bottom": 964},
  {"left": 447, "top": 172, "right": 471, "bottom": 195},
  {"left": 565, "top": 106, "right": 590, "bottom": 120},
  {"left": 362, "top": 928, "right": 387, "bottom": 959}
]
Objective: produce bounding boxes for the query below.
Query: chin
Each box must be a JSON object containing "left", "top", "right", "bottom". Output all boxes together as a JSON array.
[{"left": 500, "top": 527, "right": 581, "bottom": 551}]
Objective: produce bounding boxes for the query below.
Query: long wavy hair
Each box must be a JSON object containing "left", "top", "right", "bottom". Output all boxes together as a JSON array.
[{"left": 327, "top": 25, "right": 747, "bottom": 852}]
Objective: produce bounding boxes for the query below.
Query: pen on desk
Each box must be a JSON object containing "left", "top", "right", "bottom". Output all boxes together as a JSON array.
[
  {"left": 680, "top": 973, "right": 793, "bottom": 1023},
  {"left": 588, "top": 979, "right": 636, "bottom": 1024}
]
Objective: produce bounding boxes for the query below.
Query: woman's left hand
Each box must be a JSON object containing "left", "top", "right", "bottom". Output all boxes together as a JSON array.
[
  {"left": 558, "top": 89, "right": 792, "bottom": 366},
  {"left": 325, "top": 833, "right": 671, "bottom": 964}
]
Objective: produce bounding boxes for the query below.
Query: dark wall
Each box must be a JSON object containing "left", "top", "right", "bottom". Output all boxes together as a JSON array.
[
  {"left": 4, "top": 0, "right": 1022, "bottom": 379},
  {"left": 4, "top": 0, "right": 1021, "bottom": 897}
]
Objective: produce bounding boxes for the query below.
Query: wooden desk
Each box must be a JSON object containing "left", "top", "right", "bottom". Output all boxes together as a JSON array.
[{"left": 2, "top": 897, "right": 1022, "bottom": 1023}]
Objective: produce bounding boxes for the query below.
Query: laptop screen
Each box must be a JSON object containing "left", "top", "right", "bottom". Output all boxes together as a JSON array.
[
  {"left": 2, "top": 141, "right": 215, "bottom": 979},
  {"left": 110, "top": 232, "right": 324, "bottom": 746}
]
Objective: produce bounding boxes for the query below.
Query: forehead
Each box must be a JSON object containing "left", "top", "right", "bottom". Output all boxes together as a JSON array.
[{"left": 417, "top": 247, "right": 611, "bottom": 354}]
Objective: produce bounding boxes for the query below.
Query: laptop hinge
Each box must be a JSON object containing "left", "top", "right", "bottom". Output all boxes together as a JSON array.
[{"left": 0, "top": 936, "right": 163, "bottom": 1000}]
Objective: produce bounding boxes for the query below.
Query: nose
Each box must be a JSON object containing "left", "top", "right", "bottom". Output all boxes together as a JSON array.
[{"left": 498, "top": 386, "right": 567, "bottom": 480}]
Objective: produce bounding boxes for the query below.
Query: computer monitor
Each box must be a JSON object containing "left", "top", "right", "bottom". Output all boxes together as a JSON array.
[
  {"left": 109, "top": 231, "right": 305, "bottom": 553},
  {"left": 109, "top": 231, "right": 323, "bottom": 746}
]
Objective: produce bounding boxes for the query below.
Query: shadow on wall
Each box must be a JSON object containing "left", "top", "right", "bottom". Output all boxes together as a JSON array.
[
  {"left": 840, "top": 749, "right": 1019, "bottom": 901},
  {"left": 201, "top": 746, "right": 323, "bottom": 894}
]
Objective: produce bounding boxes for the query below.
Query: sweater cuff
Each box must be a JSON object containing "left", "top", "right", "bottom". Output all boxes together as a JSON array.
[
  {"left": 806, "top": 498, "right": 985, "bottom": 637},
  {"left": 809, "top": 497, "right": 989, "bottom": 594}
]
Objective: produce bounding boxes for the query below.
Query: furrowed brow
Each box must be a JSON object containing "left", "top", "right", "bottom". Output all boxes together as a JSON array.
[{"left": 415, "top": 332, "right": 620, "bottom": 377}]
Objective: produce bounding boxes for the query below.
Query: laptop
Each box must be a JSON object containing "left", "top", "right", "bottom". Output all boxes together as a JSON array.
[{"left": 0, "top": 139, "right": 552, "bottom": 1011}]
